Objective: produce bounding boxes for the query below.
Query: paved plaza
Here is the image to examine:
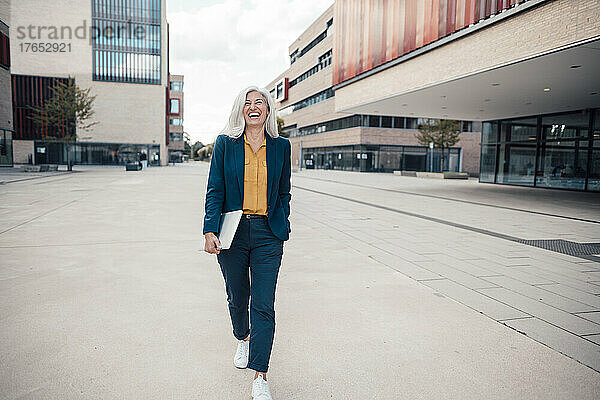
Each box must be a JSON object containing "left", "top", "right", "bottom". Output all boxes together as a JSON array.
[{"left": 1, "top": 163, "right": 599, "bottom": 399}]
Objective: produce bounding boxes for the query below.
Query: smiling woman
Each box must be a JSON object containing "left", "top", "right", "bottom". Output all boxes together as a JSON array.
[
  {"left": 220, "top": 86, "right": 279, "bottom": 140},
  {"left": 203, "top": 86, "right": 291, "bottom": 400}
]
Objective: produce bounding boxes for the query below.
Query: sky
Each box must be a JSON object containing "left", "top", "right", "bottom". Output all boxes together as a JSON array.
[{"left": 166, "top": 0, "right": 334, "bottom": 145}]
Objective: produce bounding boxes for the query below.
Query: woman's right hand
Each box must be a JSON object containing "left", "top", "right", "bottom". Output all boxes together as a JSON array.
[{"left": 204, "top": 232, "right": 222, "bottom": 254}]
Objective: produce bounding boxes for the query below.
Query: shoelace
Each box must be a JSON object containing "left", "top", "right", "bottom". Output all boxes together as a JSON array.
[
  {"left": 254, "top": 377, "right": 268, "bottom": 393},
  {"left": 240, "top": 341, "right": 248, "bottom": 356}
]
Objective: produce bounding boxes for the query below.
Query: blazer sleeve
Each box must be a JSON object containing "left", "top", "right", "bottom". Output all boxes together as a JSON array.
[
  {"left": 278, "top": 138, "right": 292, "bottom": 233},
  {"left": 203, "top": 135, "right": 225, "bottom": 234}
]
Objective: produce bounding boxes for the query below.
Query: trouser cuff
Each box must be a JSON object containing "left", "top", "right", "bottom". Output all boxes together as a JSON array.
[{"left": 247, "top": 361, "right": 268, "bottom": 373}]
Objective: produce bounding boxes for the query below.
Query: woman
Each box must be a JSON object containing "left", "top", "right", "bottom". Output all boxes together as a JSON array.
[{"left": 203, "top": 86, "right": 291, "bottom": 400}]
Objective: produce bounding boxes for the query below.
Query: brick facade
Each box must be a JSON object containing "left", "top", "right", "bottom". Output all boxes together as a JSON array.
[
  {"left": 334, "top": 0, "right": 600, "bottom": 112},
  {"left": 267, "top": 3, "right": 482, "bottom": 174}
]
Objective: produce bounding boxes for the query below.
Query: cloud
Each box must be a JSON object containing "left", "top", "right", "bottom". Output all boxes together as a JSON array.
[{"left": 167, "top": 0, "right": 334, "bottom": 145}]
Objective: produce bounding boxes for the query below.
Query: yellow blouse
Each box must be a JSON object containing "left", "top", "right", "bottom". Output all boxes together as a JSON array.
[{"left": 242, "top": 134, "right": 268, "bottom": 215}]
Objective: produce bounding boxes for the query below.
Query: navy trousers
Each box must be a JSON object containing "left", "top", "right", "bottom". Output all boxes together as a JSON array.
[{"left": 216, "top": 215, "right": 284, "bottom": 373}]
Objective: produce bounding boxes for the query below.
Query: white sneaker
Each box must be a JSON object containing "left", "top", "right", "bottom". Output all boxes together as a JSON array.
[
  {"left": 233, "top": 340, "right": 249, "bottom": 369},
  {"left": 252, "top": 374, "right": 272, "bottom": 400}
]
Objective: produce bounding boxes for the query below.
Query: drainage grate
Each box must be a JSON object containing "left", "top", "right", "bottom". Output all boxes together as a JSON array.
[{"left": 516, "top": 239, "right": 600, "bottom": 256}]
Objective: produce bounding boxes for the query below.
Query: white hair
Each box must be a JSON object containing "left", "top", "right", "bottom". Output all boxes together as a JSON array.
[{"left": 221, "top": 86, "right": 279, "bottom": 139}]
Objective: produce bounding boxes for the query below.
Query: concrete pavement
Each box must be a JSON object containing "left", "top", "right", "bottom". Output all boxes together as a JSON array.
[{"left": 0, "top": 163, "right": 599, "bottom": 399}]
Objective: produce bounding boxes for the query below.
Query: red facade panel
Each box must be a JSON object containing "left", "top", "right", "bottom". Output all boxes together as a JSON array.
[{"left": 333, "top": 0, "right": 532, "bottom": 85}]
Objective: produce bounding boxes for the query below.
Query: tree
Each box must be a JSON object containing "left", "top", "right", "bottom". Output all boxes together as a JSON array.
[
  {"left": 28, "top": 77, "right": 98, "bottom": 171},
  {"left": 277, "top": 116, "right": 288, "bottom": 138},
  {"left": 183, "top": 132, "right": 191, "bottom": 158},
  {"left": 191, "top": 140, "right": 205, "bottom": 160},
  {"left": 416, "top": 119, "right": 462, "bottom": 171},
  {"left": 197, "top": 142, "right": 214, "bottom": 160}
]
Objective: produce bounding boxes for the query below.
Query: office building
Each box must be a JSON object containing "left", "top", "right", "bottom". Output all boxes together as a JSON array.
[
  {"left": 0, "top": 0, "right": 12, "bottom": 166},
  {"left": 7, "top": 0, "right": 169, "bottom": 166},
  {"left": 167, "top": 73, "right": 184, "bottom": 163},
  {"left": 267, "top": 5, "right": 481, "bottom": 174},
  {"left": 331, "top": 0, "right": 600, "bottom": 191}
]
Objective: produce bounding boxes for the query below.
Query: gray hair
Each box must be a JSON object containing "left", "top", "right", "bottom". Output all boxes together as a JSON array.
[{"left": 221, "top": 86, "right": 279, "bottom": 139}]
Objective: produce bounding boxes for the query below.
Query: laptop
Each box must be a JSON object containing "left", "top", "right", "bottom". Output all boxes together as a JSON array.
[{"left": 218, "top": 210, "right": 243, "bottom": 250}]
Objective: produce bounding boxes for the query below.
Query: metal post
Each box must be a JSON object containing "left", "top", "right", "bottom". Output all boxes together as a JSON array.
[{"left": 299, "top": 140, "right": 303, "bottom": 171}]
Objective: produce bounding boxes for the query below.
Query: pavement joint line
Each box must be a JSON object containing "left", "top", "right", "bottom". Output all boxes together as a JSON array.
[
  {"left": 32, "top": 175, "right": 80, "bottom": 185},
  {"left": 293, "top": 176, "right": 600, "bottom": 224},
  {"left": 0, "top": 171, "right": 77, "bottom": 185},
  {"left": 0, "top": 199, "right": 80, "bottom": 235},
  {"left": 0, "top": 239, "right": 199, "bottom": 249},
  {"left": 497, "top": 316, "right": 535, "bottom": 322},
  {"left": 293, "top": 185, "right": 600, "bottom": 263},
  {"left": 410, "top": 258, "right": 600, "bottom": 371}
]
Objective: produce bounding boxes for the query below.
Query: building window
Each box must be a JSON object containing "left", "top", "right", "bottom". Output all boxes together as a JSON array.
[
  {"left": 318, "top": 49, "right": 332, "bottom": 68},
  {"left": 169, "top": 81, "right": 183, "bottom": 91},
  {"left": 289, "top": 18, "right": 332, "bottom": 64},
  {"left": 12, "top": 75, "right": 75, "bottom": 140},
  {"left": 289, "top": 49, "right": 333, "bottom": 89},
  {"left": 299, "top": 143, "right": 459, "bottom": 173},
  {"left": 277, "top": 88, "right": 335, "bottom": 117},
  {"left": 0, "top": 31, "right": 9, "bottom": 69},
  {"left": 368, "top": 116, "right": 380, "bottom": 127},
  {"left": 288, "top": 113, "right": 471, "bottom": 138},
  {"left": 169, "top": 99, "right": 180, "bottom": 114},
  {"left": 34, "top": 141, "right": 160, "bottom": 166},
  {"left": 170, "top": 118, "right": 183, "bottom": 126},
  {"left": 482, "top": 109, "right": 599, "bottom": 191},
  {"left": 169, "top": 132, "right": 183, "bottom": 141},
  {"left": 92, "top": 0, "right": 161, "bottom": 84}
]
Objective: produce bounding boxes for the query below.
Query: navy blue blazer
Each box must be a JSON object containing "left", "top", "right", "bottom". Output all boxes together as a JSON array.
[{"left": 203, "top": 133, "right": 292, "bottom": 241}]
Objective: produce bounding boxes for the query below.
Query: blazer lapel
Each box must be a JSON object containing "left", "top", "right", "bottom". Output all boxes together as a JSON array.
[
  {"left": 233, "top": 135, "right": 244, "bottom": 203},
  {"left": 266, "top": 134, "right": 277, "bottom": 205}
]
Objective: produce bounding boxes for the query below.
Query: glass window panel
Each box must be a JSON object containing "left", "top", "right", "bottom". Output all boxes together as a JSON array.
[
  {"left": 92, "top": 0, "right": 161, "bottom": 84},
  {"left": 170, "top": 81, "right": 183, "bottom": 91},
  {"left": 482, "top": 121, "right": 498, "bottom": 144},
  {"left": 368, "top": 115, "right": 380, "bottom": 127},
  {"left": 379, "top": 151, "right": 403, "bottom": 172},
  {"left": 501, "top": 117, "right": 537, "bottom": 142},
  {"left": 169, "top": 99, "right": 180, "bottom": 114},
  {"left": 542, "top": 110, "right": 590, "bottom": 141},
  {"left": 381, "top": 116, "right": 392, "bottom": 128},
  {"left": 393, "top": 117, "right": 404, "bottom": 129},
  {"left": 405, "top": 118, "right": 417, "bottom": 129},
  {"left": 480, "top": 145, "right": 497, "bottom": 183},
  {"left": 587, "top": 140, "right": 600, "bottom": 191},
  {"left": 536, "top": 140, "right": 587, "bottom": 190},
  {"left": 497, "top": 144, "right": 536, "bottom": 186}
]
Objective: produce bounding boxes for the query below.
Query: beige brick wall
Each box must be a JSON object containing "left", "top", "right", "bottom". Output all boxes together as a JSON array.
[
  {"left": 281, "top": 97, "right": 354, "bottom": 130},
  {"left": 13, "top": 140, "right": 33, "bottom": 164},
  {"left": 9, "top": 0, "right": 170, "bottom": 165},
  {"left": 335, "top": 0, "right": 600, "bottom": 113},
  {"left": 266, "top": 6, "right": 334, "bottom": 108},
  {"left": 0, "top": 0, "right": 9, "bottom": 25}
]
